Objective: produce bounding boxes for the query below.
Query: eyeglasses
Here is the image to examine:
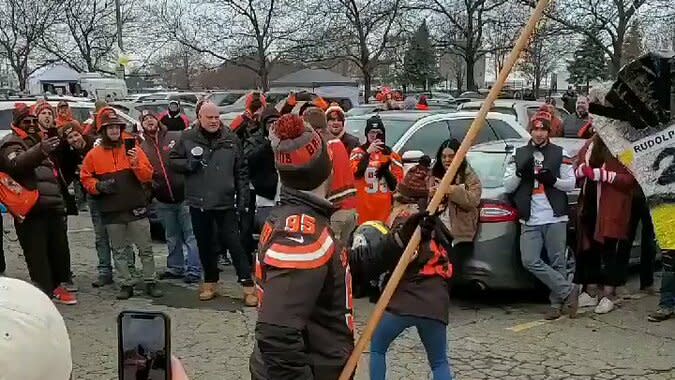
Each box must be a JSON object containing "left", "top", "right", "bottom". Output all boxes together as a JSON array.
[{"left": 21, "top": 118, "right": 37, "bottom": 125}]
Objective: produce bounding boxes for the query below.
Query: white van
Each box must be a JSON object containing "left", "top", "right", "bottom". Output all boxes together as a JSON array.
[{"left": 79, "top": 73, "right": 128, "bottom": 101}]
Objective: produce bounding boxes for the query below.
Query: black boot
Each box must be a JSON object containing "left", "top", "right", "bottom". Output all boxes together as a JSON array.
[
  {"left": 145, "top": 283, "right": 163, "bottom": 298},
  {"left": 117, "top": 286, "right": 134, "bottom": 300},
  {"left": 92, "top": 275, "right": 114, "bottom": 288}
]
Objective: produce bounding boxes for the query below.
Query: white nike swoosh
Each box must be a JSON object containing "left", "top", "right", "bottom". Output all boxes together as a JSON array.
[{"left": 287, "top": 236, "right": 305, "bottom": 244}]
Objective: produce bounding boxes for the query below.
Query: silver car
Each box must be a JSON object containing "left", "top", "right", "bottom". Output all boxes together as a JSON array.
[
  {"left": 462, "top": 138, "right": 644, "bottom": 290},
  {"left": 458, "top": 99, "right": 570, "bottom": 130}
]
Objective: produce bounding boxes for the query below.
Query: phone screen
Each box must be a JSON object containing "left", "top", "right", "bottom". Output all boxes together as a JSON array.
[
  {"left": 118, "top": 312, "right": 170, "bottom": 380},
  {"left": 47, "top": 128, "right": 59, "bottom": 138},
  {"left": 124, "top": 139, "right": 135, "bottom": 152}
]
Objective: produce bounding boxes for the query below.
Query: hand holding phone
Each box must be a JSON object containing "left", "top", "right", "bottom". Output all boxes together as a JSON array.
[{"left": 118, "top": 311, "right": 171, "bottom": 380}]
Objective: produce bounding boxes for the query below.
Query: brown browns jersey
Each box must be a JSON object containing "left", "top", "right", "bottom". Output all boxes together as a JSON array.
[{"left": 250, "top": 188, "right": 354, "bottom": 380}]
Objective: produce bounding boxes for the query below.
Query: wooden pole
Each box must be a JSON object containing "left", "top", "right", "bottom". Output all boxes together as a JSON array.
[{"left": 338, "top": 0, "right": 552, "bottom": 378}]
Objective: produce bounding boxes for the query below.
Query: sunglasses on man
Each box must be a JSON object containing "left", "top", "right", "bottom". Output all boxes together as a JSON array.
[{"left": 21, "top": 118, "right": 37, "bottom": 125}]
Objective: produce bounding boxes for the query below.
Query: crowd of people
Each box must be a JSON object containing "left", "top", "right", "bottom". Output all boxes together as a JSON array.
[{"left": 0, "top": 88, "right": 673, "bottom": 380}]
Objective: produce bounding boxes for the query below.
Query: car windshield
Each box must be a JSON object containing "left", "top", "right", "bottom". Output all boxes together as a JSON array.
[
  {"left": 466, "top": 151, "right": 509, "bottom": 188},
  {"left": 344, "top": 117, "right": 416, "bottom": 146},
  {"left": 208, "top": 93, "right": 243, "bottom": 106}
]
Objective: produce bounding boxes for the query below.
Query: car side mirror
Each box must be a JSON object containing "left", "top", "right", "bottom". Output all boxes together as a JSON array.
[{"left": 402, "top": 150, "right": 424, "bottom": 163}]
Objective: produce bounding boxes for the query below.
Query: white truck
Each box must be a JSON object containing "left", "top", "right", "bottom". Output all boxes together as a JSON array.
[{"left": 79, "top": 72, "right": 127, "bottom": 100}]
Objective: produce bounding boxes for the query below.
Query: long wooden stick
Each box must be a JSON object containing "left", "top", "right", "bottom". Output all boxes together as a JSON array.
[{"left": 338, "top": 1, "right": 552, "bottom": 378}]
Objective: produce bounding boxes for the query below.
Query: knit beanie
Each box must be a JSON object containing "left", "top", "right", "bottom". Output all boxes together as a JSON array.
[
  {"left": 397, "top": 156, "right": 431, "bottom": 199},
  {"left": 303, "top": 107, "right": 328, "bottom": 130},
  {"left": 528, "top": 111, "right": 552, "bottom": 132},
  {"left": 270, "top": 114, "right": 332, "bottom": 191},
  {"left": 139, "top": 109, "right": 159, "bottom": 123},
  {"left": 365, "top": 115, "right": 385, "bottom": 137},
  {"left": 32, "top": 99, "right": 53, "bottom": 116},
  {"left": 61, "top": 122, "right": 83, "bottom": 139},
  {"left": 12, "top": 103, "right": 34, "bottom": 126},
  {"left": 325, "top": 103, "right": 345, "bottom": 121}
]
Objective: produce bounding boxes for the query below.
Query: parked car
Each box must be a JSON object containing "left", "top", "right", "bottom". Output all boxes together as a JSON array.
[
  {"left": 216, "top": 90, "right": 289, "bottom": 114},
  {"left": 343, "top": 111, "right": 529, "bottom": 161},
  {"left": 0, "top": 97, "right": 97, "bottom": 138},
  {"left": 457, "top": 99, "right": 570, "bottom": 130},
  {"left": 110, "top": 100, "right": 197, "bottom": 125},
  {"left": 460, "top": 138, "right": 644, "bottom": 290},
  {"left": 135, "top": 92, "right": 203, "bottom": 105}
]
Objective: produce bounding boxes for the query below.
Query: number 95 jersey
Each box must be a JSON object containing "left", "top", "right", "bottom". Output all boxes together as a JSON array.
[
  {"left": 350, "top": 147, "right": 404, "bottom": 224},
  {"left": 251, "top": 187, "right": 355, "bottom": 379}
]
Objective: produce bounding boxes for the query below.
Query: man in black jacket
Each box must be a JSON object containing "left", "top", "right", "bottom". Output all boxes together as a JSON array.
[
  {"left": 250, "top": 114, "right": 429, "bottom": 379},
  {"left": 169, "top": 102, "right": 255, "bottom": 304},
  {"left": 0, "top": 104, "right": 76, "bottom": 304}
]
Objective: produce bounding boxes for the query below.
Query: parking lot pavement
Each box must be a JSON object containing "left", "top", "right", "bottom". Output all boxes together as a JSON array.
[{"left": 2, "top": 215, "right": 674, "bottom": 379}]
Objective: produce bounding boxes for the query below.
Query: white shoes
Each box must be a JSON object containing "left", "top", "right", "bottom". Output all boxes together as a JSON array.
[
  {"left": 594, "top": 297, "right": 615, "bottom": 314},
  {"left": 578, "top": 292, "right": 599, "bottom": 308}
]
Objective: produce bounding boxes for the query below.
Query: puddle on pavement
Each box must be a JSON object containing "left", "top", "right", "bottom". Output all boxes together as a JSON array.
[{"left": 150, "top": 283, "right": 243, "bottom": 312}]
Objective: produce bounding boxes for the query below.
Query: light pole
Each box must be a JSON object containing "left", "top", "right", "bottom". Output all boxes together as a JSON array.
[{"left": 114, "top": 0, "right": 124, "bottom": 79}]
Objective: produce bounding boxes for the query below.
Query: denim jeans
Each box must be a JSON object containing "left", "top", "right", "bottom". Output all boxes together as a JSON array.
[
  {"left": 659, "top": 251, "right": 675, "bottom": 310},
  {"left": 88, "top": 196, "right": 134, "bottom": 278},
  {"left": 370, "top": 312, "right": 452, "bottom": 380},
  {"left": 155, "top": 201, "right": 202, "bottom": 279},
  {"left": 520, "top": 222, "right": 573, "bottom": 308}
]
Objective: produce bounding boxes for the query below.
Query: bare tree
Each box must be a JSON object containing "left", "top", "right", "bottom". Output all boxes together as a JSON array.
[
  {"left": 292, "top": 0, "right": 407, "bottom": 102},
  {"left": 413, "top": 0, "right": 510, "bottom": 91},
  {"left": 151, "top": 0, "right": 294, "bottom": 90},
  {"left": 540, "top": 0, "right": 673, "bottom": 76},
  {"left": 0, "top": 0, "right": 63, "bottom": 90},
  {"left": 482, "top": 3, "right": 528, "bottom": 81},
  {"left": 151, "top": 44, "right": 206, "bottom": 90},
  {"left": 40, "top": 0, "right": 135, "bottom": 73},
  {"left": 518, "top": 24, "right": 568, "bottom": 97}
]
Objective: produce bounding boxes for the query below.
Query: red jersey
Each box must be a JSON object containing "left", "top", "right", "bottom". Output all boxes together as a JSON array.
[{"left": 350, "top": 147, "right": 404, "bottom": 224}]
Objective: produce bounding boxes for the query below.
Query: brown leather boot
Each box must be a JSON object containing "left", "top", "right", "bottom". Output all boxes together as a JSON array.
[
  {"left": 199, "top": 283, "right": 217, "bottom": 301},
  {"left": 243, "top": 286, "right": 258, "bottom": 307}
]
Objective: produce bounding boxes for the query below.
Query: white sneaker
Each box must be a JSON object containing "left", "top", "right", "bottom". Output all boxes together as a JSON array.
[
  {"left": 578, "top": 292, "right": 599, "bottom": 308},
  {"left": 594, "top": 297, "right": 615, "bottom": 314}
]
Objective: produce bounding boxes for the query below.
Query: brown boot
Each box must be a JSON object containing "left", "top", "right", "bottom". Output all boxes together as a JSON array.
[
  {"left": 243, "top": 286, "right": 258, "bottom": 307},
  {"left": 199, "top": 283, "right": 217, "bottom": 301}
]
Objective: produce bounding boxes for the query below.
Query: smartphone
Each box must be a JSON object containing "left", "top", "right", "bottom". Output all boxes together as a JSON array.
[
  {"left": 124, "top": 138, "right": 135, "bottom": 152},
  {"left": 118, "top": 311, "right": 171, "bottom": 380},
  {"left": 47, "top": 128, "right": 59, "bottom": 138},
  {"left": 375, "top": 132, "right": 385, "bottom": 144}
]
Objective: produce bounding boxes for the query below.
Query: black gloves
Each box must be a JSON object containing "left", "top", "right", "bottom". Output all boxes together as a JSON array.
[
  {"left": 395, "top": 211, "right": 437, "bottom": 246},
  {"left": 515, "top": 156, "right": 534, "bottom": 179},
  {"left": 535, "top": 168, "right": 557, "bottom": 186},
  {"left": 95, "top": 179, "right": 116, "bottom": 194}
]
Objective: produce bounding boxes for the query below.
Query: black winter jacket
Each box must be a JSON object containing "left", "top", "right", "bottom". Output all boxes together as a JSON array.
[
  {"left": 0, "top": 129, "right": 65, "bottom": 214},
  {"left": 169, "top": 125, "right": 249, "bottom": 211},
  {"left": 242, "top": 127, "right": 278, "bottom": 201}
]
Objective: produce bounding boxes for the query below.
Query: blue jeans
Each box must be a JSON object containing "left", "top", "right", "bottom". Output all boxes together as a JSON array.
[
  {"left": 659, "top": 251, "right": 675, "bottom": 310},
  {"left": 370, "top": 312, "right": 452, "bottom": 380},
  {"left": 88, "top": 196, "right": 134, "bottom": 277},
  {"left": 155, "top": 201, "right": 202, "bottom": 279},
  {"left": 520, "top": 222, "right": 572, "bottom": 308}
]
